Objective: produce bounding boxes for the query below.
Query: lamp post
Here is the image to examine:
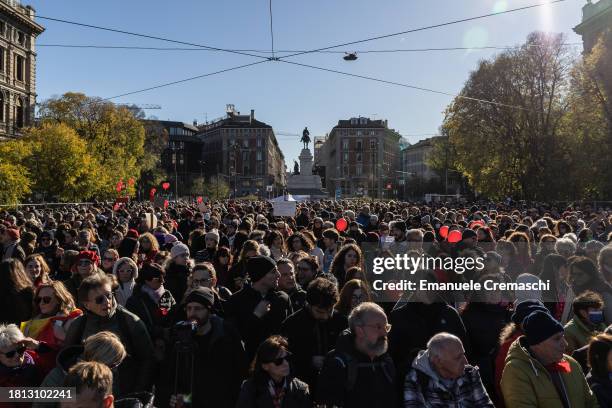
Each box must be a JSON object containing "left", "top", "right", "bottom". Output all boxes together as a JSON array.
[
  {"left": 169, "top": 142, "right": 182, "bottom": 201},
  {"left": 395, "top": 171, "right": 416, "bottom": 200}
]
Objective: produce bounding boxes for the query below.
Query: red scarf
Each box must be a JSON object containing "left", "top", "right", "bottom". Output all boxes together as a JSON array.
[{"left": 545, "top": 360, "right": 571, "bottom": 373}]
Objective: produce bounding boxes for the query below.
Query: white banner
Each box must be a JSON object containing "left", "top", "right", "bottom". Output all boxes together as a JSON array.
[{"left": 273, "top": 201, "right": 297, "bottom": 217}]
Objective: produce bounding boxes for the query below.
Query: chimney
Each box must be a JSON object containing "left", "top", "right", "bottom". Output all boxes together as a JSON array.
[{"left": 250, "top": 109, "right": 254, "bottom": 123}]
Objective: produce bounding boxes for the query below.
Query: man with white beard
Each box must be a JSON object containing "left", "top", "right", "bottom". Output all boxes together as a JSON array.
[{"left": 315, "top": 302, "right": 397, "bottom": 408}]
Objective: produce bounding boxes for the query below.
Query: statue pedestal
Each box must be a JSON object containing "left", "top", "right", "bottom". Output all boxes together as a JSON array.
[{"left": 287, "top": 148, "right": 326, "bottom": 198}]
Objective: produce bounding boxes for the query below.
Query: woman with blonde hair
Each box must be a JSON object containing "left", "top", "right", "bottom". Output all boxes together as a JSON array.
[
  {"left": 112, "top": 257, "right": 139, "bottom": 306},
  {"left": 138, "top": 232, "right": 160, "bottom": 266},
  {"left": 20, "top": 281, "right": 82, "bottom": 373},
  {"left": 23, "top": 253, "right": 51, "bottom": 288}
]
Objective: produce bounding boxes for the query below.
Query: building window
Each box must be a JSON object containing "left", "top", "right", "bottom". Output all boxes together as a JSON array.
[
  {"left": 14, "top": 97, "right": 23, "bottom": 128},
  {"left": 343, "top": 152, "right": 349, "bottom": 163},
  {"left": 370, "top": 139, "right": 377, "bottom": 149},
  {"left": 342, "top": 138, "right": 349, "bottom": 150},
  {"left": 0, "top": 22, "right": 5, "bottom": 37},
  {"left": 17, "top": 31, "right": 24, "bottom": 46},
  {"left": 357, "top": 130, "right": 362, "bottom": 136},
  {"left": 356, "top": 140, "right": 362, "bottom": 150},
  {"left": 343, "top": 165, "right": 349, "bottom": 177},
  {"left": 0, "top": 93, "right": 4, "bottom": 122},
  {"left": 257, "top": 138, "right": 263, "bottom": 147},
  {"left": 256, "top": 151, "right": 263, "bottom": 161},
  {"left": 356, "top": 153, "right": 362, "bottom": 162},
  {"left": 257, "top": 162, "right": 264, "bottom": 175},
  {"left": 243, "top": 139, "right": 249, "bottom": 148},
  {"left": 15, "top": 55, "right": 24, "bottom": 82},
  {"left": 356, "top": 165, "right": 363, "bottom": 176}
]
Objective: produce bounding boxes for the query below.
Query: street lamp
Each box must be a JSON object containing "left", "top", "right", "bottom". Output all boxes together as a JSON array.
[
  {"left": 169, "top": 142, "right": 183, "bottom": 201},
  {"left": 396, "top": 171, "right": 416, "bottom": 200}
]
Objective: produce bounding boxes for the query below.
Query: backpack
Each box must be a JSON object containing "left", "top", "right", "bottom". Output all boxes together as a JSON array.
[{"left": 334, "top": 351, "right": 395, "bottom": 391}]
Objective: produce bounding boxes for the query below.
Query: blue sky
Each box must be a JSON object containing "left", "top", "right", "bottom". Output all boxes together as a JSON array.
[{"left": 28, "top": 0, "right": 585, "bottom": 166}]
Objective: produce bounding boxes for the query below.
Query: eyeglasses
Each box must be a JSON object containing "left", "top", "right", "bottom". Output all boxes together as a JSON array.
[
  {"left": 361, "top": 323, "right": 392, "bottom": 333},
  {"left": 35, "top": 296, "right": 53, "bottom": 305},
  {"left": 266, "top": 352, "right": 292, "bottom": 366},
  {"left": 3, "top": 345, "right": 26, "bottom": 358},
  {"left": 93, "top": 292, "right": 113, "bottom": 305}
]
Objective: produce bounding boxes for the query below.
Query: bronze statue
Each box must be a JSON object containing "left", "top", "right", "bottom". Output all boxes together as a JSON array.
[
  {"left": 301, "top": 127, "right": 311, "bottom": 149},
  {"left": 293, "top": 160, "right": 300, "bottom": 175}
]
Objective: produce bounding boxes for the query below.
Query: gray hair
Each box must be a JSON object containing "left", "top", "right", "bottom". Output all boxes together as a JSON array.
[
  {"left": 0, "top": 324, "right": 24, "bottom": 350},
  {"left": 406, "top": 229, "right": 424, "bottom": 241},
  {"left": 348, "top": 302, "right": 385, "bottom": 332},
  {"left": 555, "top": 238, "right": 576, "bottom": 255},
  {"left": 427, "top": 332, "right": 462, "bottom": 359}
]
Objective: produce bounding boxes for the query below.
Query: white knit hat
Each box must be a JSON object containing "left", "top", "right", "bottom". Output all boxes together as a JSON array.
[{"left": 170, "top": 242, "right": 190, "bottom": 259}]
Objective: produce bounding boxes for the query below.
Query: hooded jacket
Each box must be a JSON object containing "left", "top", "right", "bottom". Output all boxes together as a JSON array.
[
  {"left": 403, "top": 349, "right": 494, "bottom": 407},
  {"left": 315, "top": 330, "right": 397, "bottom": 408},
  {"left": 564, "top": 316, "right": 605, "bottom": 354},
  {"left": 500, "top": 336, "right": 598, "bottom": 408},
  {"left": 587, "top": 371, "right": 612, "bottom": 408}
]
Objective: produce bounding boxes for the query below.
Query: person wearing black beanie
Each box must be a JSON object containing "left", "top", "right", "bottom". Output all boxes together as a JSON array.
[
  {"left": 226, "top": 255, "right": 293, "bottom": 361},
  {"left": 500, "top": 310, "right": 598, "bottom": 408}
]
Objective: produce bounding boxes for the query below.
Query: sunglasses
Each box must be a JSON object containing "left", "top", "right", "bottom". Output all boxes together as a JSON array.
[
  {"left": 3, "top": 345, "right": 26, "bottom": 358},
  {"left": 266, "top": 353, "right": 292, "bottom": 366},
  {"left": 93, "top": 292, "right": 113, "bottom": 305},
  {"left": 35, "top": 296, "right": 53, "bottom": 305}
]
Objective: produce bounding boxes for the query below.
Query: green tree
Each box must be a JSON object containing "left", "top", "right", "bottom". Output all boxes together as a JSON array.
[
  {"left": 22, "top": 123, "right": 102, "bottom": 202},
  {"left": 38, "top": 92, "right": 145, "bottom": 198},
  {"left": 189, "top": 176, "right": 230, "bottom": 200},
  {"left": 442, "top": 32, "right": 573, "bottom": 200},
  {"left": 0, "top": 140, "right": 31, "bottom": 204}
]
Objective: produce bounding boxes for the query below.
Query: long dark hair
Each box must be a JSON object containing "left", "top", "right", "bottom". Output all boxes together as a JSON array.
[
  {"left": 587, "top": 334, "right": 612, "bottom": 379},
  {"left": 570, "top": 256, "right": 612, "bottom": 296}
]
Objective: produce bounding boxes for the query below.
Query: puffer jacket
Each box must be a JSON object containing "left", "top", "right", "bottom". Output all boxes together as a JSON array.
[
  {"left": 403, "top": 349, "right": 494, "bottom": 407},
  {"left": 500, "top": 336, "right": 599, "bottom": 408}
]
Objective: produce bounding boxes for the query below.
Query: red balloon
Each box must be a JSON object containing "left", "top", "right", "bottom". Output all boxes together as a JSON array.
[
  {"left": 149, "top": 188, "right": 157, "bottom": 196},
  {"left": 162, "top": 182, "right": 170, "bottom": 191},
  {"left": 163, "top": 200, "right": 169, "bottom": 209},
  {"left": 448, "top": 230, "right": 462, "bottom": 243},
  {"left": 196, "top": 196, "right": 203, "bottom": 204},
  {"left": 335, "top": 218, "right": 348, "bottom": 232},
  {"left": 439, "top": 225, "right": 449, "bottom": 239},
  {"left": 113, "top": 203, "right": 120, "bottom": 212},
  {"left": 115, "top": 181, "right": 123, "bottom": 192}
]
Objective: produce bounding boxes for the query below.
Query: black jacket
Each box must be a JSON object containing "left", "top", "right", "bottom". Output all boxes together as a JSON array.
[
  {"left": 158, "top": 315, "right": 247, "bottom": 408},
  {"left": 236, "top": 376, "right": 311, "bottom": 408},
  {"left": 126, "top": 285, "right": 176, "bottom": 339},
  {"left": 226, "top": 285, "right": 293, "bottom": 361},
  {"left": 164, "top": 262, "right": 189, "bottom": 303},
  {"left": 389, "top": 302, "right": 468, "bottom": 380},
  {"left": 316, "top": 330, "right": 397, "bottom": 408},
  {"left": 0, "top": 287, "right": 33, "bottom": 325},
  {"left": 461, "top": 302, "right": 509, "bottom": 395},
  {"left": 587, "top": 372, "right": 612, "bottom": 408},
  {"left": 64, "top": 302, "right": 155, "bottom": 398},
  {"left": 281, "top": 307, "right": 347, "bottom": 389}
]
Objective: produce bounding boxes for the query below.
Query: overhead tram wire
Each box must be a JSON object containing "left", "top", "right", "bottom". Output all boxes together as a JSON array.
[
  {"left": 276, "top": 0, "right": 570, "bottom": 60},
  {"left": 99, "top": 60, "right": 270, "bottom": 101},
  {"left": 35, "top": 15, "right": 271, "bottom": 61},
  {"left": 278, "top": 59, "right": 531, "bottom": 111},
  {"left": 36, "top": 43, "right": 582, "bottom": 53}
]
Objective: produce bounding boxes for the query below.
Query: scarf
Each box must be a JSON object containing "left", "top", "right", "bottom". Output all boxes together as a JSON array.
[
  {"left": 268, "top": 378, "right": 286, "bottom": 408},
  {"left": 142, "top": 284, "right": 165, "bottom": 304}
]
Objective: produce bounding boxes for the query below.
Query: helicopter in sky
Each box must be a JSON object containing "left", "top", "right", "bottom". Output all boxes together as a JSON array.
[{"left": 343, "top": 52, "right": 358, "bottom": 61}]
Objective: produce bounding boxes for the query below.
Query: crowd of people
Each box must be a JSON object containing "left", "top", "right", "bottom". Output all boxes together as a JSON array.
[{"left": 0, "top": 198, "right": 611, "bottom": 407}]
